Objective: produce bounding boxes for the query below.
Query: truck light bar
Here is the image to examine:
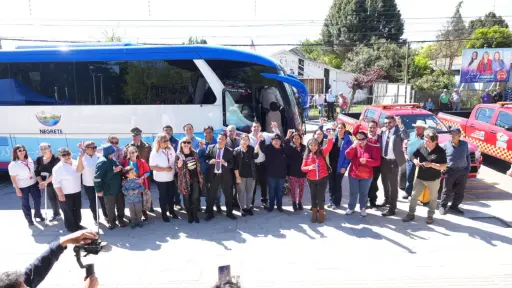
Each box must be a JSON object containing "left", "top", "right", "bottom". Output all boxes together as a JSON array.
[
  {"left": 497, "top": 102, "right": 512, "bottom": 107},
  {"left": 379, "top": 103, "right": 420, "bottom": 109}
]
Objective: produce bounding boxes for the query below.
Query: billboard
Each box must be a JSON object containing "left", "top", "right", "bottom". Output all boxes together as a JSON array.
[{"left": 460, "top": 48, "right": 512, "bottom": 83}]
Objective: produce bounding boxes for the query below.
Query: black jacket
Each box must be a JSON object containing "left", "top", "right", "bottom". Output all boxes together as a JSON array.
[
  {"left": 233, "top": 145, "right": 259, "bottom": 179},
  {"left": 204, "top": 145, "right": 234, "bottom": 183},
  {"left": 35, "top": 155, "right": 60, "bottom": 189},
  {"left": 259, "top": 141, "right": 288, "bottom": 179},
  {"left": 24, "top": 241, "right": 66, "bottom": 288},
  {"left": 284, "top": 139, "right": 306, "bottom": 178}
]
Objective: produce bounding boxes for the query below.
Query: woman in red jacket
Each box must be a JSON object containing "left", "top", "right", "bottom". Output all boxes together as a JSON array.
[
  {"left": 121, "top": 146, "right": 151, "bottom": 221},
  {"left": 301, "top": 133, "right": 334, "bottom": 223},
  {"left": 345, "top": 131, "right": 380, "bottom": 217}
]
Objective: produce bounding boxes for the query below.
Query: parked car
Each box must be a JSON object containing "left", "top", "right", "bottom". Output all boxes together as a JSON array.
[
  {"left": 437, "top": 102, "right": 512, "bottom": 164},
  {"left": 338, "top": 103, "right": 483, "bottom": 191}
]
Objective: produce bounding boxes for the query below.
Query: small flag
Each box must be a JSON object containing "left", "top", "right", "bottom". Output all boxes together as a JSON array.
[{"left": 250, "top": 39, "right": 256, "bottom": 51}]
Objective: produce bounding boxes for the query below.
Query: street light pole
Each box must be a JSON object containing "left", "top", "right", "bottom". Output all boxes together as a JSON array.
[{"left": 404, "top": 41, "right": 410, "bottom": 103}]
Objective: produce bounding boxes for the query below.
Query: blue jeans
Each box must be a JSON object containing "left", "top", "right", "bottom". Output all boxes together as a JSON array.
[
  {"left": 318, "top": 104, "right": 324, "bottom": 117},
  {"left": 303, "top": 107, "right": 309, "bottom": 120},
  {"left": 20, "top": 183, "right": 42, "bottom": 223},
  {"left": 405, "top": 160, "right": 416, "bottom": 196},
  {"left": 268, "top": 177, "right": 285, "bottom": 210},
  {"left": 348, "top": 176, "right": 372, "bottom": 210}
]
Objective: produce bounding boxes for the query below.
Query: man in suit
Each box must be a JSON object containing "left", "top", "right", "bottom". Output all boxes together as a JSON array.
[
  {"left": 379, "top": 115, "right": 409, "bottom": 217},
  {"left": 226, "top": 125, "right": 241, "bottom": 210},
  {"left": 204, "top": 133, "right": 237, "bottom": 221}
]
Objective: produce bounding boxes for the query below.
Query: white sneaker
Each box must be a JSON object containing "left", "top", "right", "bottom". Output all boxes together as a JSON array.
[
  {"left": 360, "top": 209, "right": 367, "bottom": 217},
  {"left": 345, "top": 209, "right": 354, "bottom": 215}
]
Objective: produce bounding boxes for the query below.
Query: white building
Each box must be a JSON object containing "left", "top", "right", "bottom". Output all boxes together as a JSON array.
[{"left": 270, "top": 48, "right": 369, "bottom": 102}]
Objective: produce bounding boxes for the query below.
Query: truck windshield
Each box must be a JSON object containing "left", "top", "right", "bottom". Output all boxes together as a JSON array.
[{"left": 400, "top": 114, "right": 449, "bottom": 133}]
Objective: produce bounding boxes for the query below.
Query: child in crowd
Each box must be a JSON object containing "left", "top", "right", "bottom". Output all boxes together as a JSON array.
[{"left": 122, "top": 166, "right": 145, "bottom": 229}]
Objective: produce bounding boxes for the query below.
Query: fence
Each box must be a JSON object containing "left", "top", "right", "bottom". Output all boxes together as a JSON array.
[{"left": 414, "top": 89, "right": 491, "bottom": 110}]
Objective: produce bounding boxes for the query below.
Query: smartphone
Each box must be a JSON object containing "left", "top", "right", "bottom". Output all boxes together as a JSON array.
[{"left": 218, "top": 265, "right": 231, "bottom": 283}]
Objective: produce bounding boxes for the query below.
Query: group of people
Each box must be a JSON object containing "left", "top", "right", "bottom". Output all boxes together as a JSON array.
[
  {"left": 430, "top": 87, "right": 508, "bottom": 113},
  {"left": 303, "top": 89, "right": 348, "bottom": 121}
]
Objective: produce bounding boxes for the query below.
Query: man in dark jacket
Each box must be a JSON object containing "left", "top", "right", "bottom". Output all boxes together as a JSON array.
[
  {"left": 94, "top": 144, "right": 126, "bottom": 230},
  {"left": 0, "top": 231, "right": 99, "bottom": 288}
]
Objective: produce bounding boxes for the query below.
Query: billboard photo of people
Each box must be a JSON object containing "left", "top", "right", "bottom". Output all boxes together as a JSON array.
[{"left": 461, "top": 48, "right": 512, "bottom": 83}]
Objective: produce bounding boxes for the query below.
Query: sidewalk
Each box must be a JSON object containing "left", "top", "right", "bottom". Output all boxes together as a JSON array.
[{"left": 0, "top": 176, "right": 511, "bottom": 287}]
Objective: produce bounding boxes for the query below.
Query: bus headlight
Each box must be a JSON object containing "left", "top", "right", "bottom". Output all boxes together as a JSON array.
[{"left": 475, "top": 148, "right": 482, "bottom": 162}]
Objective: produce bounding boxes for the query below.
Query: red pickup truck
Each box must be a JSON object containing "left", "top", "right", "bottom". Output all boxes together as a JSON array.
[
  {"left": 437, "top": 102, "right": 512, "bottom": 163},
  {"left": 338, "top": 103, "right": 483, "bottom": 190}
]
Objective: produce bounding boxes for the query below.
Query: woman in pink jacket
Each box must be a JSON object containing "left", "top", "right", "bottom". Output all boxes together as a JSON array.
[
  {"left": 301, "top": 133, "right": 334, "bottom": 223},
  {"left": 345, "top": 131, "right": 381, "bottom": 217}
]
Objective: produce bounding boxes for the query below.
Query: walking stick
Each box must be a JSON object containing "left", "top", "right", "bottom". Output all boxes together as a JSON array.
[
  {"left": 41, "top": 172, "right": 50, "bottom": 227},
  {"left": 95, "top": 193, "right": 100, "bottom": 234}
]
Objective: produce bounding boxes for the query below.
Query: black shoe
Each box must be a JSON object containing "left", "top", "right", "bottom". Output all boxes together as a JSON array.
[
  {"left": 205, "top": 214, "right": 214, "bottom": 222},
  {"left": 78, "top": 225, "right": 87, "bottom": 230},
  {"left": 216, "top": 204, "right": 223, "bottom": 214},
  {"left": 368, "top": 203, "right": 378, "bottom": 210},
  {"left": 35, "top": 216, "right": 45, "bottom": 222},
  {"left": 439, "top": 206, "right": 448, "bottom": 215},
  {"left": 162, "top": 216, "right": 170, "bottom": 223},
  {"left": 227, "top": 213, "right": 237, "bottom": 220},
  {"left": 297, "top": 202, "right": 304, "bottom": 210},
  {"left": 28, "top": 221, "right": 35, "bottom": 227},
  {"left": 149, "top": 207, "right": 155, "bottom": 213},
  {"left": 170, "top": 212, "right": 180, "bottom": 220},
  {"left": 267, "top": 208, "right": 274, "bottom": 212},
  {"left": 187, "top": 212, "right": 194, "bottom": 223},
  {"left": 118, "top": 220, "right": 127, "bottom": 227},
  {"left": 376, "top": 200, "right": 389, "bottom": 208},
  {"left": 194, "top": 212, "right": 200, "bottom": 223},
  {"left": 196, "top": 207, "right": 203, "bottom": 213},
  {"left": 381, "top": 209, "right": 396, "bottom": 217},
  {"left": 402, "top": 195, "right": 410, "bottom": 200},
  {"left": 241, "top": 211, "right": 247, "bottom": 217},
  {"left": 262, "top": 202, "right": 268, "bottom": 210},
  {"left": 292, "top": 202, "right": 298, "bottom": 211},
  {"left": 108, "top": 224, "right": 116, "bottom": 230},
  {"left": 247, "top": 209, "right": 254, "bottom": 216},
  {"left": 449, "top": 206, "right": 464, "bottom": 215},
  {"left": 277, "top": 207, "right": 284, "bottom": 213}
]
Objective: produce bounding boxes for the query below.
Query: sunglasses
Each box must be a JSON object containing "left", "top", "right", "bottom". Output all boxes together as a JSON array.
[
  {"left": 161, "top": 139, "right": 169, "bottom": 143},
  {"left": 182, "top": 141, "right": 192, "bottom": 144},
  {"left": 17, "top": 149, "right": 26, "bottom": 153},
  {"left": 86, "top": 146, "right": 97, "bottom": 150},
  {"left": 357, "top": 138, "right": 367, "bottom": 141},
  {"left": 110, "top": 141, "right": 119, "bottom": 145},
  {"left": 61, "top": 153, "right": 71, "bottom": 157}
]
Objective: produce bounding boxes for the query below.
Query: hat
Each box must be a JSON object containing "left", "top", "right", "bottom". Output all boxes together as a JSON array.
[
  {"left": 443, "top": 89, "right": 448, "bottom": 92},
  {"left": 449, "top": 127, "right": 462, "bottom": 134},
  {"left": 271, "top": 134, "right": 282, "bottom": 141},
  {"left": 131, "top": 127, "right": 142, "bottom": 136},
  {"left": 57, "top": 147, "right": 71, "bottom": 157},
  {"left": 412, "top": 120, "right": 428, "bottom": 128}
]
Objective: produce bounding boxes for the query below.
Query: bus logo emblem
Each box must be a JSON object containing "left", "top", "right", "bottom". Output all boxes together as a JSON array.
[{"left": 35, "top": 111, "right": 62, "bottom": 127}]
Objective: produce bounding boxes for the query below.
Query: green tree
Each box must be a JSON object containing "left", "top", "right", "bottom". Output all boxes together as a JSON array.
[
  {"left": 347, "top": 67, "right": 386, "bottom": 112},
  {"left": 342, "top": 39, "right": 407, "bottom": 82},
  {"left": 436, "top": 1, "right": 468, "bottom": 71},
  {"left": 102, "top": 29, "right": 123, "bottom": 42},
  {"left": 298, "top": 39, "right": 324, "bottom": 60},
  {"left": 409, "top": 50, "right": 432, "bottom": 80},
  {"left": 321, "top": 0, "right": 404, "bottom": 48},
  {"left": 185, "top": 37, "right": 207, "bottom": 44},
  {"left": 413, "top": 69, "right": 454, "bottom": 92},
  {"left": 468, "top": 12, "right": 509, "bottom": 34},
  {"left": 466, "top": 26, "right": 512, "bottom": 49}
]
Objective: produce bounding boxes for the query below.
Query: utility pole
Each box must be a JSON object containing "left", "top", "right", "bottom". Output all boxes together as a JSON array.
[{"left": 404, "top": 41, "right": 410, "bottom": 103}]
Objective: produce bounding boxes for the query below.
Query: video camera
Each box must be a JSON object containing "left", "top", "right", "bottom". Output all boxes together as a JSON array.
[{"left": 73, "top": 238, "right": 111, "bottom": 279}]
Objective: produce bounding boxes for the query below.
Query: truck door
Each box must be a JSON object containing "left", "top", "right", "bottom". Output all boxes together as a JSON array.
[
  {"left": 491, "top": 110, "right": 512, "bottom": 162},
  {"left": 467, "top": 107, "right": 496, "bottom": 156}
]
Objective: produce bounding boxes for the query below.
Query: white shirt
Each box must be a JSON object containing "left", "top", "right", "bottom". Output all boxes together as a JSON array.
[
  {"left": 315, "top": 95, "right": 324, "bottom": 105},
  {"left": 82, "top": 154, "right": 99, "bottom": 187},
  {"left": 52, "top": 160, "right": 82, "bottom": 194},
  {"left": 250, "top": 129, "right": 280, "bottom": 163},
  {"left": 382, "top": 127, "right": 396, "bottom": 160},
  {"left": 149, "top": 147, "right": 176, "bottom": 182},
  {"left": 214, "top": 147, "right": 224, "bottom": 174},
  {"left": 8, "top": 158, "right": 37, "bottom": 188}
]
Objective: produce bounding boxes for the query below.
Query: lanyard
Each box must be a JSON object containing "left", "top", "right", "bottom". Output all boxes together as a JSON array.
[
  {"left": 162, "top": 150, "right": 170, "bottom": 165},
  {"left": 20, "top": 160, "right": 33, "bottom": 179}
]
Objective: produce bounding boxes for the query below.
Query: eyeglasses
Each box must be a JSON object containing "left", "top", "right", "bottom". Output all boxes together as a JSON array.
[
  {"left": 86, "top": 146, "right": 97, "bottom": 150},
  {"left": 357, "top": 138, "right": 367, "bottom": 141},
  {"left": 17, "top": 149, "right": 26, "bottom": 153},
  {"left": 40, "top": 147, "right": 49, "bottom": 151},
  {"left": 61, "top": 153, "right": 71, "bottom": 157},
  {"left": 110, "top": 141, "right": 119, "bottom": 145},
  {"left": 161, "top": 139, "right": 169, "bottom": 143},
  {"left": 182, "top": 141, "right": 192, "bottom": 144}
]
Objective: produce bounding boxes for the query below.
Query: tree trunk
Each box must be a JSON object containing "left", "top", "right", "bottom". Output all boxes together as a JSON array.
[{"left": 347, "top": 89, "right": 357, "bottom": 112}]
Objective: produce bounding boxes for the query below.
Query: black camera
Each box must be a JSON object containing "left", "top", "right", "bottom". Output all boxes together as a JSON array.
[{"left": 73, "top": 238, "right": 110, "bottom": 279}]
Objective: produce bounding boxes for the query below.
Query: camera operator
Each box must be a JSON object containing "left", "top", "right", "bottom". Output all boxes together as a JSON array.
[{"left": 0, "top": 231, "right": 99, "bottom": 288}]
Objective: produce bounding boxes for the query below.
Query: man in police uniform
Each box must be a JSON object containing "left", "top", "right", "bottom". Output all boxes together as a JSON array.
[{"left": 125, "top": 127, "right": 153, "bottom": 212}]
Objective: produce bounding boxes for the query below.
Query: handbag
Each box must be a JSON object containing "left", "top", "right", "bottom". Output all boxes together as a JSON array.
[{"left": 142, "top": 190, "right": 152, "bottom": 211}]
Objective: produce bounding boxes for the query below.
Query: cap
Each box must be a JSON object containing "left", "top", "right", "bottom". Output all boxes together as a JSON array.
[
  {"left": 131, "top": 127, "right": 142, "bottom": 136},
  {"left": 449, "top": 127, "right": 462, "bottom": 134},
  {"left": 57, "top": 147, "right": 71, "bottom": 157},
  {"left": 271, "top": 134, "right": 282, "bottom": 141},
  {"left": 443, "top": 89, "right": 448, "bottom": 92}
]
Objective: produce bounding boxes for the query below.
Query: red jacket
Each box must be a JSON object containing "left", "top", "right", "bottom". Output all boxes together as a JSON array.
[
  {"left": 345, "top": 144, "right": 381, "bottom": 179},
  {"left": 352, "top": 123, "right": 380, "bottom": 146},
  {"left": 301, "top": 138, "right": 334, "bottom": 180},
  {"left": 120, "top": 158, "right": 150, "bottom": 190}
]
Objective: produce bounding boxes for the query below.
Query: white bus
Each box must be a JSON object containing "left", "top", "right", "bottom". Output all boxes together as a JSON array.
[{"left": 0, "top": 44, "right": 308, "bottom": 170}]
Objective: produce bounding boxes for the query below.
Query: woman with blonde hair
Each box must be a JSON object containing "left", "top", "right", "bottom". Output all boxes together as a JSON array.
[
  {"left": 149, "top": 133, "right": 178, "bottom": 222},
  {"left": 176, "top": 137, "right": 203, "bottom": 223}
]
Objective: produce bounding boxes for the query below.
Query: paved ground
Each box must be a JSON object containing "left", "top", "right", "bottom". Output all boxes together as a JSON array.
[{"left": 1, "top": 162, "right": 512, "bottom": 287}]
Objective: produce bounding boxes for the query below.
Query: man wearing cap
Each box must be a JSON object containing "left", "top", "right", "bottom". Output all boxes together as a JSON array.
[
  {"left": 439, "top": 89, "right": 451, "bottom": 112},
  {"left": 52, "top": 148, "right": 85, "bottom": 232},
  {"left": 481, "top": 89, "right": 493, "bottom": 104},
  {"left": 402, "top": 120, "right": 427, "bottom": 199},
  {"left": 95, "top": 144, "right": 126, "bottom": 230},
  {"left": 451, "top": 89, "right": 461, "bottom": 111},
  {"left": 439, "top": 127, "right": 471, "bottom": 215},
  {"left": 125, "top": 127, "right": 152, "bottom": 164}
]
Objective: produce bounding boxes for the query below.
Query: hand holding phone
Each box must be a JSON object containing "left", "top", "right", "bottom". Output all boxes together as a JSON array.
[{"left": 218, "top": 265, "right": 231, "bottom": 283}]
